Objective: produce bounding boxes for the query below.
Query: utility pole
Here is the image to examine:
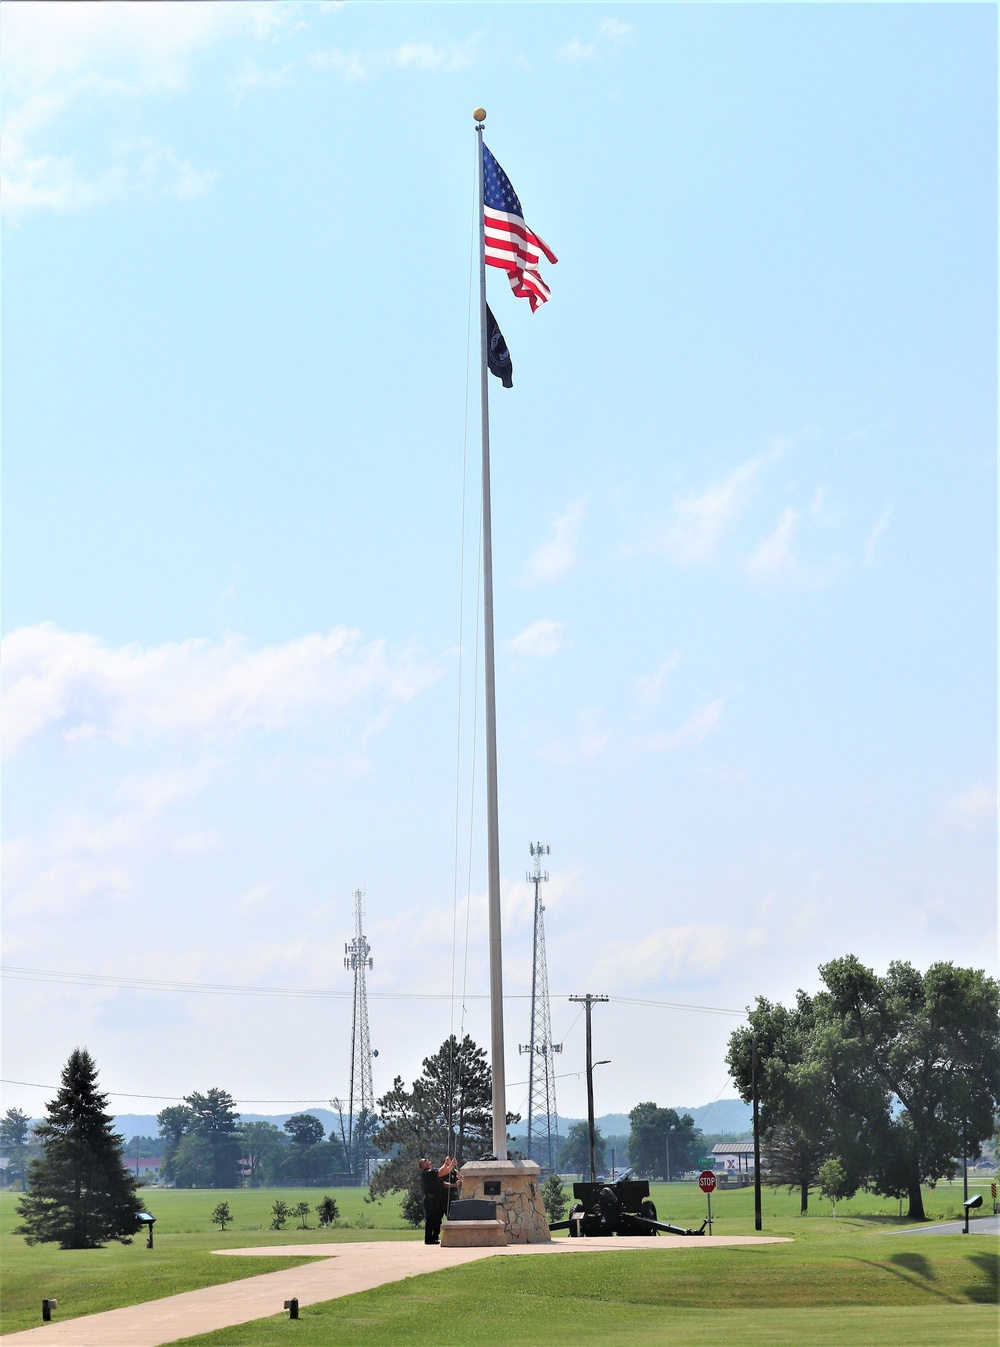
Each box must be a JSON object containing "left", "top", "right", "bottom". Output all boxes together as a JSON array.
[
  {"left": 569, "top": 994, "right": 608, "bottom": 1181},
  {"left": 519, "top": 842, "right": 562, "bottom": 1171},
  {"left": 752, "top": 1035, "right": 762, "bottom": 1231}
]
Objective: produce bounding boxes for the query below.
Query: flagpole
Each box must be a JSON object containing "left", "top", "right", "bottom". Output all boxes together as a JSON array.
[{"left": 474, "top": 106, "right": 507, "bottom": 1161}]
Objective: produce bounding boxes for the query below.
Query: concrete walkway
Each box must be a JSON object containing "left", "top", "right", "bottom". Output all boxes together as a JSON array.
[{"left": 0, "top": 1234, "right": 790, "bottom": 1347}]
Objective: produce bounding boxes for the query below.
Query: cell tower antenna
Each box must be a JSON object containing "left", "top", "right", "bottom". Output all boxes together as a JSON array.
[
  {"left": 344, "top": 888, "right": 374, "bottom": 1172},
  {"left": 518, "top": 842, "right": 562, "bottom": 1171}
]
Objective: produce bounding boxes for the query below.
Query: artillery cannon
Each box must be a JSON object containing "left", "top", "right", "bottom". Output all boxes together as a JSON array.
[{"left": 549, "top": 1171, "right": 707, "bottom": 1238}]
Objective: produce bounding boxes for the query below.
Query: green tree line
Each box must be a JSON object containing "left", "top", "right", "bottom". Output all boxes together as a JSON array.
[{"left": 728, "top": 955, "right": 1000, "bottom": 1220}]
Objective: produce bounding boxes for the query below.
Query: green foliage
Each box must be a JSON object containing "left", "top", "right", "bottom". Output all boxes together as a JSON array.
[
  {"left": 315, "top": 1196, "right": 339, "bottom": 1227},
  {"left": 293, "top": 1200, "right": 311, "bottom": 1228},
  {"left": 818, "top": 1158, "right": 851, "bottom": 1215},
  {"left": 210, "top": 1201, "right": 232, "bottom": 1231},
  {"left": 277, "top": 1126, "right": 343, "bottom": 1186},
  {"left": 764, "top": 1123, "right": 832, "bottom": 1214},
  {"left": 156, "top": 1104, "right": 195, "bottom": 1184},
  {"left": 237, "top": 1121, "right": 285, "bottom": 1187},
  {"left": 284, "top": 1115, "right": 325, "bottom": 1147},
  {"left": 628, "top": 1103, "right": 702, "bottom": 1180},
  {"left": 370, "top": 1034, "right": 517, "bottom": 1214},
  {"left": 541, "top": 1172, "right": 567, "bottom": 1221},
  {"left": 184, "top": 1090, "right": 242, "bottom": 1189},
  {"left": 15, "top": 1048, "right": 144, "bottom": 1249},
  {"left": 0, "top": 1108, "right": 34, "bottom": 1190},
  {"left": 269, "top": 1199, "right": 290, "bottom": 1230},
  {"left": 0, "top": 1108, "right": 31, "bottom": 1150},
  {"left": 728, "top": 955, "right": 1000, "bottom": 1221},
  {"left": 557, "top": 1120, "right": 605, "bottom": 1175}
]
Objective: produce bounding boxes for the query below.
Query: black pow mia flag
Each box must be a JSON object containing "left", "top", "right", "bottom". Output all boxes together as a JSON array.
[{"left": 486, "top": 305, "right": 513, "bottom": 388}]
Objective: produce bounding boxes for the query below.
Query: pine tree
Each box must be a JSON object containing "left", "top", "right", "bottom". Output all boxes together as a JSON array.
[{"left": 15, "top": 1048, "right": 144, "bottom": 1249}]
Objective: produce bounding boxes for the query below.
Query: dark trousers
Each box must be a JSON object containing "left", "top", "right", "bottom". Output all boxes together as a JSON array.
[{"left": 424, "top": 1199, "right": 445, "bottom": 1244}]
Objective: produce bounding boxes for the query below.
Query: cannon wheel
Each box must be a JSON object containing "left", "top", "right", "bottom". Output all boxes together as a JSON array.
[{"left": 640, "top": 1199, "right": 658, "bottom": 1233}]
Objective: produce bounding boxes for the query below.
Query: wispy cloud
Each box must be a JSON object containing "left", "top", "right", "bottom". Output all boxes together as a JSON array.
[
  {"left": 0, "top": 1, "right": 282, "bottom": 218},
  {"left": 633, "top": 654, "right": 681, "bottom": 710},
  {"left": 638, "top": 697, "right": 725, "bottom": 753},
  {"left": 661, "top": 456, "right": 764, "bottom": 565},
  {"left": 864, "top": 505, "right": 892, "bottom": 566},
  {"left": 310, "top": 37, "right": 477, "bottom": 81},
  {"left": 1, "top": 623, "right": 440, "bottom": 759},
  {"left": 743, "top": 507, "right": 800, "bottom": 582},
  {"left": 524, "top": 499, "right": 585, "bottom": 585},
  {"left": 939, "top": 785, "right": 996, "bottom": 836},
  {"left": 596, "top": 923, "right": 738, "bottom": 988},
  {"left": 557, "top": 17, "right": 633, "bottom": 63},
  {"left": 504, "top": 619, "right": 569, "bottom": 661}
]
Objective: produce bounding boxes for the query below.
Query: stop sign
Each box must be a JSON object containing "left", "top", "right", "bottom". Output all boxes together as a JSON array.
[{"left": 698, "top": 1170, "right": 717, "bottom": 1193}]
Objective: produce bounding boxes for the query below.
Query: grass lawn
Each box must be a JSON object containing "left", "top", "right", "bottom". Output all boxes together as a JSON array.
[
  {"left": 2, "top": 1179, "right": 996, "bottom": 1344},
  {"left": 170, "top": 1229, "right": 998, "bottom": 1347},
  {"left": 0, "top": 1186, "right": 412, "bottom": 1336}
]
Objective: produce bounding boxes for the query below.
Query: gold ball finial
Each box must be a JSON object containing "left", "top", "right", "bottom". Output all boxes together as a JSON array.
[{"left": 473, "top": 107, "right": 487, "bottom": 123}]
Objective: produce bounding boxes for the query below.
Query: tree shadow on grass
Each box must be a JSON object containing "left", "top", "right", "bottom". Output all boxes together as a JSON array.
[
  {"left": 854, "top": 1260, "right": 958, "bottom": 1304},
  {"left": 888, "top": 1252, "right": 935, "bottom": 1280},
  {"left": 964, "top": 1253, "right": 999, "bottom": 1306}
]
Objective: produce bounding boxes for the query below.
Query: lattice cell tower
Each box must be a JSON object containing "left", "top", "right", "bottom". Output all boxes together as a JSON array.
[
  {"left": 344, "top": 889, "right": 374, "bottom": 1154},
  {"left": 519, "top": 842, "right": 562, "bottom": 1171}
]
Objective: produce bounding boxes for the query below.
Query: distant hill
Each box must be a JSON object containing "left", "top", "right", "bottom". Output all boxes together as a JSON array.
[
  {"left": 509, "top": 1099, "right": 752, "bottom": 1143},
  {"left": 116, "top": 1098, "right": 753, "bottom": 1147},
  {"left": 113, "top": 1108, "right": 346, "bottom": 1139}
]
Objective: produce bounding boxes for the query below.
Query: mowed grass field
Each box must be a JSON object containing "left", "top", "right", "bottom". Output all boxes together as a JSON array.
[
  {"left": 1, "top": 1179, "right": 997, "bottom": 1345},
  {"left": 0, "top": 1186, "right": 412, "bottom": 1336}
]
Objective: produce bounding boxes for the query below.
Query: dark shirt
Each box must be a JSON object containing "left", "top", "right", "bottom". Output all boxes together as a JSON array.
[{"left": 420, "top": 1169, "right": 447, "bottom": 1203}]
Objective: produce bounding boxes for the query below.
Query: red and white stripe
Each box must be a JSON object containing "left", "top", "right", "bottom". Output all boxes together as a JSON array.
[{"left": 485, "top": 206, "right": 558, "bottom": 312}]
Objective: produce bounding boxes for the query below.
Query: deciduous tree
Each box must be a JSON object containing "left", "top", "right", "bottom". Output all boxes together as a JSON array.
[
  {"left": 728, "top": 956, "right": 1000, "bottom": 1220},
  {"left": 557, "top": 1121, "right": 605, "bottom": 1176},
  {"left": 628, "top": 1103, "right": 702, "bottom": 1181}
]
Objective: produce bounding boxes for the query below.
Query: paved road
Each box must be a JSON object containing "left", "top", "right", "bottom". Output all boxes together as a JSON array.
[
  {"left": 0, "top": 1234, "right": 791, "bottom": 1347},
  {"left": 888, "top": 1215, "right": 999, "bottom": 1236}
]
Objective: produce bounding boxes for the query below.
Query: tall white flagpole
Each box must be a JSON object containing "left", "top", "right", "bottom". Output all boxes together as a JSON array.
[{"left": 474, "top": 107, "right": 507, "bottom": 1160}]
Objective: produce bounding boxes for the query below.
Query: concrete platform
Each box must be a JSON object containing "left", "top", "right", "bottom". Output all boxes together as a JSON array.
[
  {"left": 0, "top": 1234, "right": 791, "bottom": 1347},
  {"left": 440, "top": 1218, "right": 507, "bottom": 1247}
]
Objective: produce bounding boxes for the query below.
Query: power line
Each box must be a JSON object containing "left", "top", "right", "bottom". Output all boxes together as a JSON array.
[
  {"left": 0, "top": 1079, "right": 349, "bottom": 1104},
  {"left": 1, "top": 965, "right": 745, "bottom": 1016}
]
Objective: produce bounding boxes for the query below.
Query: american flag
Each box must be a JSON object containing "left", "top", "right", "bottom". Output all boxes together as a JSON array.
[{"left": 483, "top": 142, "right": 557, "bottom": 311}]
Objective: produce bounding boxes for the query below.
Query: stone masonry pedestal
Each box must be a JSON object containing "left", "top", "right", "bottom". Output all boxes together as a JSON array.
[{"left": 447, "top": 1159, "right": 551, "bottom": 1245}]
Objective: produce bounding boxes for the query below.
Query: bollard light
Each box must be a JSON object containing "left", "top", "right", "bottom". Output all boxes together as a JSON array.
[
  {"left": 283, "top": 1297, "right": 299, "bottom": 1320},
  {"left": 41, "top": 1299, "right": 58, "bottom": 1322}
]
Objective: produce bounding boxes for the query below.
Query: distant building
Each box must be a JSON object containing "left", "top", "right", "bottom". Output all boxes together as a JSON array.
[
  {"left": 121, "top": 1156, "right": 161, "bottom": 1180},
  {"left": 711, "top": 1140, "right": 764, "bottom": 1186}
]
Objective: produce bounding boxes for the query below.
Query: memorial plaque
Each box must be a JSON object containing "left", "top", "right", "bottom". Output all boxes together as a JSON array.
[
  {"left": 483, "top": 1180, "right": 502, "bottom": 1196},
  {"left": 449, "top": 1199, "right": 497, "bottom": 1222}
]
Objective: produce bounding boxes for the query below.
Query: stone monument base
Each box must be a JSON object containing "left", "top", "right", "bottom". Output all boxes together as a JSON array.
[
  {"left": 439, "top": 1218, "right": 506, "bottom": 1248},
  {"left": 452, "top": 1158, "right": 551, "bottom": 1244}
]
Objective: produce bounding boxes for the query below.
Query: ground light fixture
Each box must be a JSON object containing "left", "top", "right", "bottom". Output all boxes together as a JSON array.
[
  {"left": 284, "top": 1298, "right": 300, "bottom": 1319},
  {"left": 41, "top": 1300, "right": 57, "bottom": 1322}
]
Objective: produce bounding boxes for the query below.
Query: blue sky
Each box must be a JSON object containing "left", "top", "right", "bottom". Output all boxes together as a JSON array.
[{"left": 2, "top": 2, "right": 996, "bottom": 1128}]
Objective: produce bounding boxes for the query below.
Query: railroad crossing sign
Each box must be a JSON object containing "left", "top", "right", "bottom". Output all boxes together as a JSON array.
[{"left": 698, "top": 1170, "right": 717, "bottom": 1193}]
